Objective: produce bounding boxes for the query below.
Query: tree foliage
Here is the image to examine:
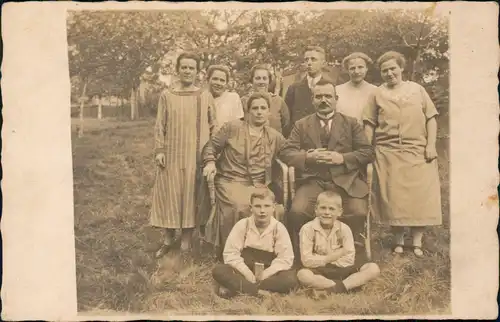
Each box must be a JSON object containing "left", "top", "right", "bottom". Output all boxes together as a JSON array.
[{"left": 67, "top": 8, "right": 449, "bottom": 115}]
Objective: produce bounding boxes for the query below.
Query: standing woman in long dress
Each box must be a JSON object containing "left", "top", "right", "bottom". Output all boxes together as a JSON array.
[
  {"left": 336, "top": 52, "right": 377, "bottom": 122},
  {"left": 363, "top": 51, "right": 442, "bottom": 257},
  {"left": 151, "top": 52, "right": 217, "bottom": 258}
]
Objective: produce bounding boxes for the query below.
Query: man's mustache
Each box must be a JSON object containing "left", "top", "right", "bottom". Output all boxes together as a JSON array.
[{"left": 319, "top": 102, "right": 331, "bottom": 107}]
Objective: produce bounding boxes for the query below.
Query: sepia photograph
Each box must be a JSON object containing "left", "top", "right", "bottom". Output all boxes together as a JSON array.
[{"left": 67, "top": 7, "right": 452, "bottom": 316}]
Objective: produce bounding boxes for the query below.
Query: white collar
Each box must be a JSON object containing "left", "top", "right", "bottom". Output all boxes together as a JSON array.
[
  {"left": 307, "top": 74, "right": 322, "bottom": 87},
  {"left": 248, "top": 124, "right": 264, "bottom": 137},
  {"left": 213, "top": 90, "right": 228, "bottom": 101},
  {"left": 248, "top": 216, "right": 278, "bottom": 236},
  {"left": 317, "top": 111, "right": 335, "bottom": 122},
  {"left": 311, "top": 217, "right": 341, "bottom": 237}
]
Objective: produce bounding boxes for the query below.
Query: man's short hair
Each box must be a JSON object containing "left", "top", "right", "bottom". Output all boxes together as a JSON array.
[
  {"left": 246, "top": 92, "right": 271, "bottom": 111},
  {"left": 312, "top": 78, "right": 337, "bottom": 96},
  {"left": 207, "top": 64, "right": 230, "bottom": 82},
  {"left": 342, "top": 52, "right": 373, "bottom": 71},
  {"left": 250, "top": 187, "right": 276, "bottom": 204},
  {"left": 304, "top": 46, "right": 326, "bottom": 57},
  {"left": 176, "top": 52, "right": 201, "bottom": 72},
  {"left": 316, "top": 191, "right": 343, "bottom": 207}
]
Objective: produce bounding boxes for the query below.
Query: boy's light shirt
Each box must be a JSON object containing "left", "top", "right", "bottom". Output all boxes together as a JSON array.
[
  {"left": 299, "top": 217, "right": 356, "bottom": 268},
  {"left": 223, "top": 216, "right": 294, "bottom": 278}
]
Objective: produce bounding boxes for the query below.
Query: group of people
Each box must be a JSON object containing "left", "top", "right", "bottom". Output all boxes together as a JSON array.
[{"left": 149, "top": 45, "right": 443, "bottom": 299}]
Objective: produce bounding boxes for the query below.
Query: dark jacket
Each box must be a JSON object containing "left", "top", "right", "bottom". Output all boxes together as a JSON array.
[
  {"left": 279, "top": 112, "right": 374, "bottom": 198},
  {"left": 284, "top": 75, "right": 331, "bottom": 129}
]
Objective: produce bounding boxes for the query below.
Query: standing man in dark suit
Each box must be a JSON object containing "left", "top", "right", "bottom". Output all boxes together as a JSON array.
[
  {"left": 279, "top": 78, "right": 374, "bottom": 264},
  {"left": 285, "top": 46, "right": 331, "bottom": 134}
]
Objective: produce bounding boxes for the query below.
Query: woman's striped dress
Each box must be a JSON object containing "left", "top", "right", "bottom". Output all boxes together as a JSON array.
[{"left": 150, "top": 88, "right": 216, "bottom": 229}]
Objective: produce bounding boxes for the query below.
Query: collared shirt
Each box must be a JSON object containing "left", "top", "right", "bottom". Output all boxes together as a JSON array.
[
  {"left": 317, "top": 111, "right": 335, "bottom": 130},
  {"left": 224, "top": 216, "right": 294, "bottom": 277},
  {"left": 299, "top": 217, "right": 355, "bottom": 268},
  {"left": 248, "top": 125, "right": 264, "bottom": 138},
  {"left": 307, "top": 74, "right": 322, "bottom": 89}
]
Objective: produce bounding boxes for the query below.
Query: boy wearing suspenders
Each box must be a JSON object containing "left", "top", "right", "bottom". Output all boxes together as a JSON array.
[{"left": 212, "top": 188, "right": 298, "bottom": 298}]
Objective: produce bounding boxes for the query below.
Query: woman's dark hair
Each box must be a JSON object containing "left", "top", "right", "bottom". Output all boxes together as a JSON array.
[
  {"left": 249, "top": 64, "right": 273, "bottom": 84},
  {"left": 376, "top": 51, "right": 407, "bottom": 69},
  {"left": 246, "top": 92, "right": 271, "bottom": 111},
  {"left": 175, "top": 52, "right": 201, "bottom": 72},
  {"left": 207, "top": 64, "right": 230, "bottom": 82}
]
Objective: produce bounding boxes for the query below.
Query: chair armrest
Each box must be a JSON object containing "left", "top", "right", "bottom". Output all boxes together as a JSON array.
[
  {"left": 289, "top": 166, "right": 296, "bottom": 201},
  {"left": 275, "top": 159, "right": 289, "bottom": 208},
  {"left": 365, "top": 163, "right": 373, "bottom": 261}
]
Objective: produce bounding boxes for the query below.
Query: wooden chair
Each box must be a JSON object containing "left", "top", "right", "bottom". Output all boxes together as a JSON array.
[
  {"left": 288, "top": 164, "right": 373, "bottom": 260},
  {"left": 207, "top": 158, "right": 290, "bottom": 224}
]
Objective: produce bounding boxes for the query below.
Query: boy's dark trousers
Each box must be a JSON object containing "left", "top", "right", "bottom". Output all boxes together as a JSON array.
[{"left": 212, "top": 247, "right": 298, "bottom": 296}]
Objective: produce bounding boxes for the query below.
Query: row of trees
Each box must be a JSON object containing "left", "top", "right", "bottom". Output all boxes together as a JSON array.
[{"left": 67, "top": 8, "right": 449, "bottom": 133}]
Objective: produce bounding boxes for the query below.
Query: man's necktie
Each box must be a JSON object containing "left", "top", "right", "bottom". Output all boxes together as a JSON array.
[
  {"left": 320, "top": 120, "right": 331, "bottom": 148},
  {"left": 322, "top": 120, "right": 330, "bottom": 136}
]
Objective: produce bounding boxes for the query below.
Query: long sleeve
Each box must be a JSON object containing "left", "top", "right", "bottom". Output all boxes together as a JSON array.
[
  {"left": 331, "top": 225, "right": 355, "bottom": 268},
  {"left": 362, "top": 91, "right": 378, "bottom": 127},
  {"left": 154, "top": 91, "right": 168, "bottom": 154},
  {"left": 342, "top": 120, "right": 375, "bottom": 171},
  {"left": 223, "top": 219, "right": 254, "bottom": 277},
  {"left": 278, "top": 123, "right": 308, "bottom": 170},
  {"left": 299, "top": 225, "right": 330, "bottom": 268},
  {"left": 207, "top": 93, "right": 219, "bottom": 135},
  {"left": 284, "top": 84, "right": 295, "bottom": 124},
  {"left": 279, "top": 98, "right": 291, "bottom": 137},
  {"left": 202, "top": 121, "right": 231, "bottom": 166},
  {"left": 234, "top": 93, "right": 245, "bottom": 119},
  {"left": 264, "top": 223, "right": 294, "bottom": 277}
]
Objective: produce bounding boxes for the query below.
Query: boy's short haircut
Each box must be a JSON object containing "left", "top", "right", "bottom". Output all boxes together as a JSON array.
[
  {"left": 250, "top": 187, "right": 276, "bottom": 204},
  {"left": 316, "top": 190, "right": 343, "bottom": 206}
]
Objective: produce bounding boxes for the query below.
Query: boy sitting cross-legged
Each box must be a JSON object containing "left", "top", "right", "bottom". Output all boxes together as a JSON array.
[
  {"left": 212, "top": 187, "right": 298, "bottom": 299},
  {"left": 297, "top": 191, "right": 380, "bottom": 296}
]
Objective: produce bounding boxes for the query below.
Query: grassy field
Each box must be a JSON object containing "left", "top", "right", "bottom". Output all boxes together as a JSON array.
[{"left": 73, "top": 117, "right": 450, "bottom": 316}]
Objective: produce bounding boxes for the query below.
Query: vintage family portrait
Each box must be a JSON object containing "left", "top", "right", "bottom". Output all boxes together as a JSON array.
[
  {"left": 69, "top": 4, "right": 452, "bottom": 316},
  {"left": 1, "top": 1, "right": 498, "bottom": 320}
]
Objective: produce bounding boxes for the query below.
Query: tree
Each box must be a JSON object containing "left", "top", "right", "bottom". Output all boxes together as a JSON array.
[
  {"left": 67, "top": 9, "right": 449, "bottom": 123},
  {"left": 67, "top": 10, "right": 185, "bottom": 126}
]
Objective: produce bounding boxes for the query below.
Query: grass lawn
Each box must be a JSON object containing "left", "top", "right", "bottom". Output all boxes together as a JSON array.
[{"left": 73, "top": 118, "right": 450, "bottom": 316}]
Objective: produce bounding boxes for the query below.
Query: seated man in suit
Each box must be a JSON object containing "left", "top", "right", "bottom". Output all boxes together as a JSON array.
[
  {"left": 279, "top": 78, "right": 375, "bottom": 264},
  {"left": 297, "top": 191, "right": 380, "bottom": 296},
  {"left": 212, "top": 188, "right": 298, "bottom": 299}
]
